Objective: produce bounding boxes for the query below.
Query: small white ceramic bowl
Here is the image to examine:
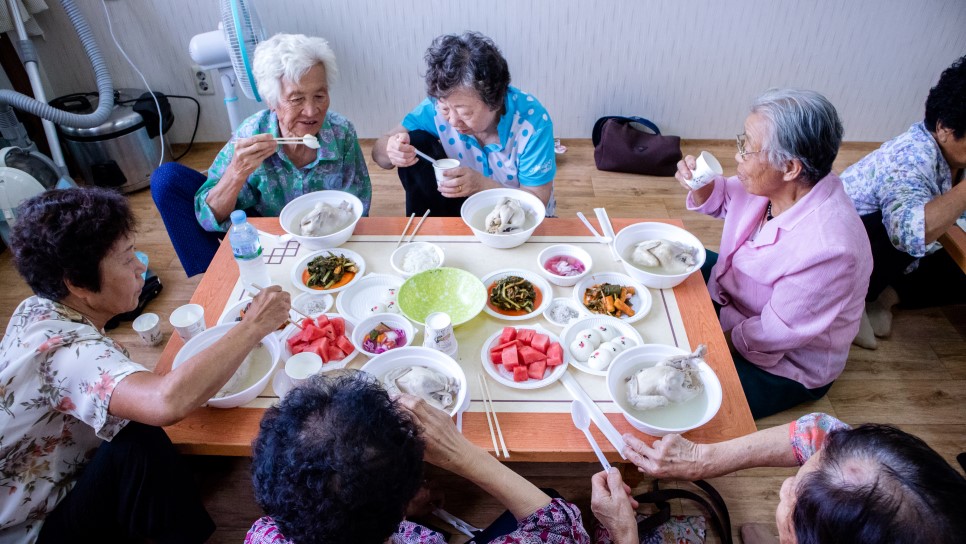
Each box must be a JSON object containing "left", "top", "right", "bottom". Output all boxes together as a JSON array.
[
  {"left": 292, "top": 292, "right": 334, "bottom": 316},
  {"left": 460, "top": 188, "right": 546, "bottom": 249},
  {"left": 536, "top": 244, "right": 593, "bottom": 287},
  {"left": 606, "top": 344, "right": 722, "bottom": 436},
  {"left": 350, "top": 313, "right": 417, "bottom": 357},
  {"left": 390, "top": 242, "right": 445, "bottom": 278},
  {"left": 278, "top": 190, "right": 364, "bottom": 250},
  {"left": 172, "top": 323, "right": 281, "bottom": 408},
  {"left": 542, "top": 297, "right": 587, "bottom": 328},
  {"left": 613, "top": 222, "right": 706, "bottom": 289},
  {"left": 360, "top": 346, "right": 467, "bottom": 416}
]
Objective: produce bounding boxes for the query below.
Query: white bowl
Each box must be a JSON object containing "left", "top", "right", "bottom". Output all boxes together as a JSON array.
[
  {"left": 572, "top": 272, "right": 652, "bottom": 324},
  {"left": 480, "top": 324, "right": 568, "bottom": 389},
  {"left": 290, "top": 248, "right": 367, "bottom": 294},
  {"left": 480, "top": 268, "right": 553, "bottom": 321},
  {"left": 613, "top": 222, "right": 706, "bottom": 289},
  {"left": 360, "top": 346, "right": 467, "bottom": 416},
  {"left": 218, "top": 298, "right": 253, "bottom": 326},
  {"left": 560, "top": 315, "right": 644, "bottom": 376},
  {"left": 171, "top": 323, "right": 281, "bottom": 408},
  {"left": 350, "top": 313, "right": 417, "bottom": 357},
  {"left": 536, "top": 244, "right": 593, "bottom": 287},
  {"left": 279, "top": 190, "right": 364, "bottom": 250},
  {"left": 542, "top": 297, "right": 587, "bottom": 328},
  {"left": 390, "top": 242, "right": 445, "bottom": 278},
  {"left": 460, "top": 188, "right": 546, "bottom": 249},
  {"left": 606, "top": 344, "right": 722, "bottom": 436}
]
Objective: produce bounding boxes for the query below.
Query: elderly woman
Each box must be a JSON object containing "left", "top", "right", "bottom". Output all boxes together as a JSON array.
[
  {"left": 373, "top": 32, "right": 556, "bottom": 217},
  {"left": 842, "top": 55, "right": 966, "bottom": 349},
  {"left": 246, "top": 372, "right": 589, "bottom": 544},
  {"left": 675, "top": 89, "right": 872, "bottom": 419},
  {"left": 0, "top": 188, "right": 290, "bottom": 542},
  {"left": 591, "top": 414, "right": 966, "bottom": 544},
  {"left": 152, "top": 33, "right": 370, "bottom": 276}
]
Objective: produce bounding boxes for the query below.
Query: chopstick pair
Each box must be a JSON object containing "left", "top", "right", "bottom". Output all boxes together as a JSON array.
[
  {"left": 477, "top": 373, "right": 509, "bottom": 458},
  {"left": 395, "top": 209, "right": 430, "bottom": 248},
  {"left": 249, "top": 283, "right": 310, "bottom": 329}
]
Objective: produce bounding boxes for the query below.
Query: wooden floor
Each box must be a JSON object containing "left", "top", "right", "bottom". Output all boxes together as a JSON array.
[{"left": 1, "top": 140, "right": 963, "bottom": 543}]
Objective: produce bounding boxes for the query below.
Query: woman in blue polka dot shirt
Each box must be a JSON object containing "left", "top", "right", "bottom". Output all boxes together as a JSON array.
[{"left": 373, "top": 32, "right": 557, "bottom": 217}]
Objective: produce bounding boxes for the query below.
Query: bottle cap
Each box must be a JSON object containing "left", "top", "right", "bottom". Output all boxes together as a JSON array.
[{"left": 230, "top": 210, "right": 247, "bottom": 225}]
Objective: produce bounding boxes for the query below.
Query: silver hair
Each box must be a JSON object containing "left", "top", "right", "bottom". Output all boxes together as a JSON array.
[
  {"left": 751, "top": 88, "right": 843, "bottom": 185},
  {"left": 252, "top": 33, "right": 338, "bottom": 109}
]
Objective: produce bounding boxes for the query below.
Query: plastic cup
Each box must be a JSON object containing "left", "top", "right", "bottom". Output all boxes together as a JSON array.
[
  {"left": 432, "top": 158, "right": 460, "bottom": 186},
  {"left": 686, "top": 151, "right": 723, "bottom": 190},
  {"left": 169, "top": 303, "right": 206, "bottom": 342},
  {"left": 423, "top": 311, "right": 457, "bottom": 355},
  {"left": 284, "top": 352, "right": 323, "bottom": 388},
  {"left": 132, "top": 312, "right": 163, "bottom": 346}
]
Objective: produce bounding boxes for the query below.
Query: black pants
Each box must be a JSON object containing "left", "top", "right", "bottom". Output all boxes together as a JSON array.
[
  {"left": 37, "top": 422, "right": 214, "bottom": 544},
  {"left": 398, "top": 130, "right": 468, "bottom": 217},
  {"left": 862, "top": 211, "right": 966, "bottom": 307}
]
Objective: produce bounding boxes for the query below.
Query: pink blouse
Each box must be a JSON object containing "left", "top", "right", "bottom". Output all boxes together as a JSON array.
[{"left": 688, "top": 173, "right": 872, "bottom": 388}]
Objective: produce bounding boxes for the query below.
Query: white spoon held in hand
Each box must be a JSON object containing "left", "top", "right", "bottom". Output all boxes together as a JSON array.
[
  {"left": 274, "top": 134, "right": 320, "bottom": 149},
  {"left": 571, "top": 400, "right": 611, "bottom": 471}
]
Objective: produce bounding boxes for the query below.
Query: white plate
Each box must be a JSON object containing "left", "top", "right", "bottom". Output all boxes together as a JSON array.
[
  {"left": 280, "top": 313, "right": 358, "bottom": 369},
  {"left": 572, "top": 272, "right": 652, "bottom": 324},
  {"left": 480, "top": 269, "right": 553, "bottom": 321},
  {"left": 560, "top": 315, "right": 645, "bottom": 376},
  {"left": 335, "top": 274, "right": 405, "bottom": 322},
  {"left": 480, "top": 325, "right": 568, "bottom": 389},
  {"left": 290, "top": 248, "right": 367, "bottom": 294}
]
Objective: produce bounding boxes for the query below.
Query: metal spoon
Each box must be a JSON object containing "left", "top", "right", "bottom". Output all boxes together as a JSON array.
[{"left": 571, "top": 400, "right": 611, "bottom": 471}]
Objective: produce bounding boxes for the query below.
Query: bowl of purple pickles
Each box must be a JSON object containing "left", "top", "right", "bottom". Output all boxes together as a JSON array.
[
  {"left": 536, "top": 244, "right": 593, "bottom": 287},
  {"left": 350, "top": 313, "right": 416, "bottom": 357}
]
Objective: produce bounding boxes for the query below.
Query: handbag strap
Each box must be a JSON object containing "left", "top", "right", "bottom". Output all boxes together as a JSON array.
[
  {"left": 592, "top": 116, "right": 662, "bottom": 146},
  {"left": 633, "top": 480, "right": 733, "bottom": 544}
]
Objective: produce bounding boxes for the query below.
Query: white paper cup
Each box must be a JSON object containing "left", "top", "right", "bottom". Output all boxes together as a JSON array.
[
  {"left": 284, "top": 352, "right": 323, "bottom": 388},
  {"left": 169, "top": 303, "right": 206, "bottom": 342},
  {"left": 423, "top": 311, "right": 457, "bottom": 353},
  {"left": 432, "top": 158, "right": 460, "bottom": 186},
  {"left": 687, "top": 151, "right": 723, "bottom": 190},
  {"left": 132, "top": 312, "right": 163, "bottom": 346}
]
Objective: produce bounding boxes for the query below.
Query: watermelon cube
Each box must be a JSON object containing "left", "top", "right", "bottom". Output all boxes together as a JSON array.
[
  {"left": 325, "top": 346, "right": 344, "bottom": 362},
  {"left": 517, "top": 328, "right": 536, "bottom": 344},
  {"left": 546, "top": 353, "right": 563, "bottom": 366},
  {"left": 519, "top": 345, "right": 548, "bottom": 364},
  {"left": 489, "top": 349, "right": 503, "bottom": 365},
  {"left": 303, "top": 325, "right": 325, "bottom": 342},
  {"left": 312, "top": 338, "right": 331, "bottom": 361},
  {"left": 315, "top": 314, "right": 330, "bottom": 327},
  {"left": 320, "top": 324, "right": 336, "bottom": 341},
  {"left": 531, "top": 333, "right": 550, "bottom": 353},
  {"left": 335, "top": 335, "right": 354, "bottom": 354},
  {"left": 490, "top": 340, "right": 521, "bottom": 355},
  {"left": 300, "top": 317, "right": 316, "bottom": 329},
  {"left": 512, "top": 365, "right": 529, "bottom": 382},
  {"left": 527, "top": 360, "right": 547, "bottom": 380},
  {"left": 330, "top": 317, "right": 345, "bottom": 337},
  {"left": 501, "top": 345, "right": 519, "bottom": 371},
  {"left": 286, "top": 333, "right": 302, "bottom": 349},
  {"left": 499, "top": 326, "right": 517, "bottom": 344}
]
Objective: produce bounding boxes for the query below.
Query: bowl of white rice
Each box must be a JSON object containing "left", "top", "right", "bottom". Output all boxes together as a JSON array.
[{"left": 390, "top": 242, "right": 445, "bottom": 279}]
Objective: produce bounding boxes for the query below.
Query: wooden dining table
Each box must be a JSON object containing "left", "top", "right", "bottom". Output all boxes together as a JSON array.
[
  {"left": 155, "top": 217, "right": 755, "bottom": 461},
  {"left": 940, "top": 225, "right": 966, "bottom": 274}
]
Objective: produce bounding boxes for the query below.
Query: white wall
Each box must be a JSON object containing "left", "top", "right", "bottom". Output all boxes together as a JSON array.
[{"left": 26, "top": 0, "right": 966, "bottom": 143}]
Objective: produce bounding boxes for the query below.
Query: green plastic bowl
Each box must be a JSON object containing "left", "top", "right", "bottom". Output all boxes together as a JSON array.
[{"left": 397, "top": 267, "right": 487, "bottom": 326}]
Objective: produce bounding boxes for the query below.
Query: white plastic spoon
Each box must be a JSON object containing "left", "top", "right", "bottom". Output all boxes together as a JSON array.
[
  {"left": 413, "top": 148, "right": 438, "bottom": 166},
  {"left": 571, "top": 400, "right": 611, "bottom": 471},
  {"left": 275, "top": 134, "right": 320, "bottom": 149}
]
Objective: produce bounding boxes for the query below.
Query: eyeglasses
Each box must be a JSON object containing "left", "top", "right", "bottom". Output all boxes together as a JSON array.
[{"left": 736, "top": 133, "right": 765, "bottom": 158}]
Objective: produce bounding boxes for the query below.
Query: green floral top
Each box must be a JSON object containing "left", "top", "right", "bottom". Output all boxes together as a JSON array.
[
  {"left": 0, "top": 297, "right": 146, "bottom": 543},
  {"left": 194, "top": 109, "right": 372, "bottom": 232}
]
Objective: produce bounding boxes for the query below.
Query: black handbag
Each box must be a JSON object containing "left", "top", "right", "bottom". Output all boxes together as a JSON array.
[{"left": 592, "top": 116, "right": 683, "bottom": 176}]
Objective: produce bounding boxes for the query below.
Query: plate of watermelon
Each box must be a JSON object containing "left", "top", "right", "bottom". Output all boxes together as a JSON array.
[
  {"left": 282, "top": 313, "right": 358, "bottom": 369},
  {"left": 480, "top": 325, "right": 568, "bottom": 389}
]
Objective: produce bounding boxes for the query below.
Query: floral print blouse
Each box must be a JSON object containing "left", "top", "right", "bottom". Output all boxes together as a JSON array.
[
  {"left": 841, "top": 122, "right": 966, "bottom": 258},
  {"left": 246, "top": 498, "right": 589, "bottom": 544},
  {"left": 0, "top": 297, "right": 146, "bottom": 543},
  {"left": 194, "top": 109, "right": 372, "bottom": 232},
  {"left": 789, "top": 412, "right": 851, "bottom": 465}
]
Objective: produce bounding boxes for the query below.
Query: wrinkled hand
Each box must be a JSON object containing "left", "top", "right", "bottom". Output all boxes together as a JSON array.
[
  {"left": 227, "top": 133, "right": 277, "bottom": 180},
  {"left": 397, "top": 394, "right": 473, "bottom": 472},
  {"left": 591, "top": 468, "right": 640, "bottom": 544},
  {"left": 674, "top": 155, "right": 698, "bottom": 191},
  {"left": 387, "top": 132, "right": 419, "bottom": 168},
  {"left": 241, "top": 285, "right": 291, "bottom": 337},
  {"left": 622, "top": 433, "right": 707, "bottom": 480},
  {"left": 438, "top": 166, "right": 491, "bottom": 198}
]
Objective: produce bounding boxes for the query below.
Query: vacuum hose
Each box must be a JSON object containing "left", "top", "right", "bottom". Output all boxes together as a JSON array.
[{"left": 0, "top": 0, "right": 113, "bottom": 128}]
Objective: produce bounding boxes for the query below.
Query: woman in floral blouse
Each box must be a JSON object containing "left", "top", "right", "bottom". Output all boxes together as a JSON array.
[
  {"left": 0, "top": 187, "right": 291, "bottom": 543},
  {"left": 595, "top": 413, "right": 966, "bottom": 544},
  {"left": 245, "top": 372, "right": 590, "bottom": 544}
]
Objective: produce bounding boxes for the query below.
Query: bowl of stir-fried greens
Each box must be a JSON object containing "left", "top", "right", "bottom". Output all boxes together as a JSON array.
[{"left": 290, "top": 248, "right": 367, "bottom": 294}]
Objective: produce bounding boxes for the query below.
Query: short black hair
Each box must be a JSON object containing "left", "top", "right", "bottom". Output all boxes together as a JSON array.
[
  {"left": 10, "top": 187, "right": 136, "bottom": 301},
  {"left": 424, "top": 31, "right": 511, "bottom": 112},
  {"left": 793, "top": 424, "right": 966, "bottom": 544},
  {"left": 924, "top": 55, "right": 966, "bottom": 138},
  {"left": 251, "top": 371, "right": 425, "bottom": 544}
]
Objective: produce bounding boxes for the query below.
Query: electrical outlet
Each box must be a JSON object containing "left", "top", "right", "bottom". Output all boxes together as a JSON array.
[{"left": 192, "top": 64, "right": 214, "bottom": 95}]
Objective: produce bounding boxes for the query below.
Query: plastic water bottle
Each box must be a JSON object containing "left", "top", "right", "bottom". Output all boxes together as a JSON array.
[{"left": 229, "top": 210, "right": 270, "bottom": 293}]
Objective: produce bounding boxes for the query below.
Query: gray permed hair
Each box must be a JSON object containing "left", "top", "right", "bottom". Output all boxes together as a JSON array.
[{"left": 252, "top": 33, "right": 338, "bottom": 109}]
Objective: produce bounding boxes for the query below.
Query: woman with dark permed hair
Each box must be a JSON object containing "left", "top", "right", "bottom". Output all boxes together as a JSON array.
[
  {"left": 373, "top": 31, "right": 557, "bottom": 217},
  {"left": 0, "top": 187, "right": 291, "bottom": 542},
  {"left": 246, "top": 371, "right": 591, "bottom": 544},
  {"left": 843, "top": 54, "right": 966, "bottom": 349}
]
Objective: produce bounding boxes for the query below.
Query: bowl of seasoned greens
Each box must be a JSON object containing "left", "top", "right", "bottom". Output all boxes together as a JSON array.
[
  {"left": 290, "top": 248, "right": 367, "bottom": 294},
  {"left": 479, "top": 268, "right": 553, "bottom": 321}
]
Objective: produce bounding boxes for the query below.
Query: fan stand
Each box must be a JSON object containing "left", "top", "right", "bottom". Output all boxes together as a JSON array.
[{"left": 217, "top": 67, "right": 244, "bottom": 130}]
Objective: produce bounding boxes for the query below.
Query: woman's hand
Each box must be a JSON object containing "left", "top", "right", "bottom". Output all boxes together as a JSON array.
[
  {"left": 241, "top": 285, "right": 291, "bottom": 337},
  {"left": 674, "top": 155, "right": 699, "bottom": 191},
  {"left": 622, "top": 433, "right": 709, "bottom": 480},
  {"left": 438, "top": 166, "right": 494, "bottom": 198},
  {"left": 396, "top": 394, "right": 472, "bottom": 472},
  {"left": 386, "top": 132, "right": 419, "bottom": 168},
  {"left": 591, "top": 468, "right": 640, "bottom": 544},
  {"left": 226, "top": 133, "right": 277, "bottom": 180}
]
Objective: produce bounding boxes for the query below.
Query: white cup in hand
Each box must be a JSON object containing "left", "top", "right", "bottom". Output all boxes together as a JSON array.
[
  {"left": 686, "top": 151, "right": 723, "bottom": 190},
  {"left": 433, "top": 159, "right": 460, "bottom": 187}
]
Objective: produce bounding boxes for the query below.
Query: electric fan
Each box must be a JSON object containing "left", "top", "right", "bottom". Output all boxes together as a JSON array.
[{"left": 188, "top": 0, "right": 267, "bottom": 130}]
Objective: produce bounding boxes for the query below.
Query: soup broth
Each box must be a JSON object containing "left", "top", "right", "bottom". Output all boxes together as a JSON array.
[
  {"left": 215, "top": 343, "right": 272, "bottom": 398},
  {"left": 616, "top": 361, "right": 708, "bottom": 429}
]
